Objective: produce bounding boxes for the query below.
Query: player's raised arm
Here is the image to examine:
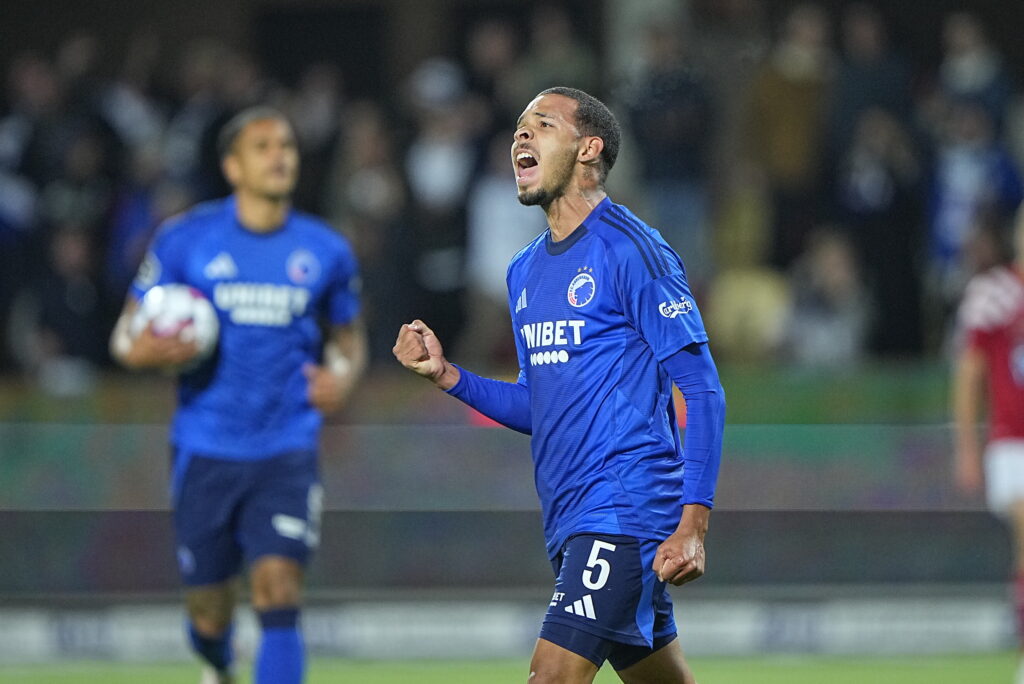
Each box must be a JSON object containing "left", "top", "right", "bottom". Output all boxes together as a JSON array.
[
  {"left": 393, "top": 319, "right": 461, "bottom": 389},
  {"left": 109, "top": 296, "right": 200, "bottom": 371},
  {"left": 393, "top": 320, "right": 532, "bottom": 434}
]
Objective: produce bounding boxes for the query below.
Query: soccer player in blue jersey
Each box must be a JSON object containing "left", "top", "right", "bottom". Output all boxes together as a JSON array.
[
  {"left": 394, "top": 87, "right": 725, "bottom": 683},
  {"left": 109, "top": 107, "right": 366, "bottom": 684}
]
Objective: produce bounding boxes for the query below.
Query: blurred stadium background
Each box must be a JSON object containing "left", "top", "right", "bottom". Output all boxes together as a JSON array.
[{"left": 2, "top": 0, "right": 1024, "bottom": 679}]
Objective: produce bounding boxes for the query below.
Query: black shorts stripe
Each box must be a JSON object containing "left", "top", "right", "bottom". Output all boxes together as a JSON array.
[
  {"left": 599, "top": 215, "right": 662, "bottom": 280},
  {"left": 608, "top": 206, "right": 671, "bottom": 276}
]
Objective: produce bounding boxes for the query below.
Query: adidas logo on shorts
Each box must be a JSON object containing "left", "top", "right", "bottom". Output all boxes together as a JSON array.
[{"left": 564, "top": 594, "right": 597, "bottom": 620}]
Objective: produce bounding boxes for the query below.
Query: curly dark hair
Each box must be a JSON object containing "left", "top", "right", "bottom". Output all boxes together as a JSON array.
[{"left": 538, "top": 87, "right": 621, "bottom": 185}]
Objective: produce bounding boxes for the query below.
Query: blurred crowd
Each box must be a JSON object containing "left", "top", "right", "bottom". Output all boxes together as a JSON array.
[{"left": 1, "top": 1, "right": 1023, "bottom": 395}]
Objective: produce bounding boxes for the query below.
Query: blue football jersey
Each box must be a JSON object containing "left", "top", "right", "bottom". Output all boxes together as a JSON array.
[
  {"left": 131, "top": 196, "right": 360, "bottom": 459},
  {"left": 506, "top": 198, "right": 708, "bottom": 558}
]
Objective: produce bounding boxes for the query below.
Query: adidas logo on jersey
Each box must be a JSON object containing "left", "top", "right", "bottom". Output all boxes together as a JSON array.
[
  {"left": 564, "top": 594, "right": 597, "bottom": 620},
  {"left": 515, "top": 288, "right": 528, "bottom": 314},
  {"left": 204, "top": 252, "right": 238, "bottom": 280}
]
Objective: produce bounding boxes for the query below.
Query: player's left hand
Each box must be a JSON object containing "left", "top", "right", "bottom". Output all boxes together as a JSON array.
[
  {"left": 303, "top": 362, "right": 355, "bottom": 414},
  {"left": 654, "top": 529, "right": 706, "bottom": 586}
]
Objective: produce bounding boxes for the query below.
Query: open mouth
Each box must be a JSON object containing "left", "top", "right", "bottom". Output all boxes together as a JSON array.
[{"left": 515, "top": 151, "right": 539, "bottom": 182}]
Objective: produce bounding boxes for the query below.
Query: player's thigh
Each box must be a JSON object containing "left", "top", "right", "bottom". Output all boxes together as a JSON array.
[
  {"left": 173, "top": 451, "right": 247, "bottom": 587},
  {"left": 528, "top": 637, "right": 600, "bottom": 684},
  {"left": 615, "top": 637, "right": 696, "bottom": 684},
  {"left": 237, "top": 450, "right": 322, "bottom": 569}
]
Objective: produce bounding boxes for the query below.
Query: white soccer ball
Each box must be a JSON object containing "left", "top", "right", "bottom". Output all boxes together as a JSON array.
[{"left": 130, "top": 284, "right": 220, "bottom": 361}]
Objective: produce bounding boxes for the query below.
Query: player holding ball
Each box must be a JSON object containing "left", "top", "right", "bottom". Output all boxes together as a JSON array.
[{"left": 110, "top": 106, "right": 366, "bottom": 684}]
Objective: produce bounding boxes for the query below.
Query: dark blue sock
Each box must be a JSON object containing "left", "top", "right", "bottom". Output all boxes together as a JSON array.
[
  {"left": 188, "top": 621, "right": 234, "bottom": 673},
  {"left": 256, "top": 608, "right": 303, "bottom": 684}
]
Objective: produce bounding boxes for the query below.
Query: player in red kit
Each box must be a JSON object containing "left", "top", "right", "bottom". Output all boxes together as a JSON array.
[{"left": 953, "top": 205, "right": 1024, "bottom": 682}]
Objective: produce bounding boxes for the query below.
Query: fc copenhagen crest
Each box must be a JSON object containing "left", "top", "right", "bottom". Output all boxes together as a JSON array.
[
  {"left": 567, "top": 268, "right": 596, "bottom": 308},
  {"left": 286, "top": 249, "right": 321, "bottom": 285}
]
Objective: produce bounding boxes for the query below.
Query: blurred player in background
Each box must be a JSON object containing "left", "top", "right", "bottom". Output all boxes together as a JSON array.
[
  {"left": 109, "top": 106, "right": 366, "bottom": 684},
  {"left": 952, "top": 204, "right": 1024, "bottom": 683},
  {"left": 394, "top": 87, "right": 725, "bottom": 683}
]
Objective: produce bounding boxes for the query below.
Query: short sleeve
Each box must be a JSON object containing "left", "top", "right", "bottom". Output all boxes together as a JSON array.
[
  {"left": 325, "top": 241, "right": 361, "bottom": 325},
  {"left": 607, "top": 227, "right": 709, "bottom": 361},
  {"left": 628, "top": 274, "right": 709, "bottom": 361},
  {"left": 129, "top": 221, "right": 186, "bottom": 300}
]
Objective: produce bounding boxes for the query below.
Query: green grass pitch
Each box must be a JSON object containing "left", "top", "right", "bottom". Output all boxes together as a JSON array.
[{"left": 0, "top": 654, "right": 1014, "bottom": 683}]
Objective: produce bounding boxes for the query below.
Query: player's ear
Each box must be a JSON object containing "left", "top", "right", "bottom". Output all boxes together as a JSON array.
[
  {"left": 578, "top": 136, "right": 604, "bottom": 165},
  {"left": 222, "top": 154, "right": 240, "bottom": 186}
]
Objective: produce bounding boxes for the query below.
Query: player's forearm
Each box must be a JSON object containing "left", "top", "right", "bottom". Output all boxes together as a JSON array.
[
  {"left": 951, "top": 351, "right": 985, "bottom": 457},
  {"left": 445, "top": 365, "right": 532, "bottom": 434},
  {"left": 433, "top": 360, "right": 462, "bottom": 391},
  {"left": 109, "top": 315, "right": 135, "bottom": 368},
  {"left": 662, "top": 344, "right": 726, "bottom": 507},
  {"left": 326, "top": 322, "right": 369, "bottom": 389},
  {"left": 676, "top": 503, "right": 711, "bottom": 542}
]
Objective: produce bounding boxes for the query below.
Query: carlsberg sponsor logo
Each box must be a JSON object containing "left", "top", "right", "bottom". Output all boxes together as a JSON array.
[{"left": 658, "top": 298, "right": 692, "bottom": 318}]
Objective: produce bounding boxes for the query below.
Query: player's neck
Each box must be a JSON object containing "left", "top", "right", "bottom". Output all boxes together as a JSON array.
[
  {"left": 545, "top": 187, "right": 607, "bottom": 242},
  {"left": 234, "top": 191, "right": 291, "bottom": 233}
]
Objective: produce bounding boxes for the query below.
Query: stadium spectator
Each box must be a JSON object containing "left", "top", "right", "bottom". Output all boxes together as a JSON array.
[
  {"left": 283, "top": 61, "right": 345, "bottom": 213},
  {"left": 108, "top": 107, "right": 367, "bottom": 684},
  {"left": 462, "top": 17, "right": 521, "bottom": 140},
  {"left": 104, "top": 143, "right": 191, "bottom": 306},
  {"left": 321, "top": 100, "right": 409, "bottom": 364},
  {"left": 691, "top": 0, "right": 770, "bottom": 196},
  {"left": 161, "top": 40, "right": 234, "bottom": 203},
  {"left": 937, "top": 12, "right": 1013, "bottom": 134},
  {"left": 952, "top": 204, "right": 1024, "bottom": 682},
  {"left": 9, "top": 224, "right": 108, "bottom": 395},
  {"left": 742, "top": 2, "right": 833, "bottom": 269},
  {"left": 395, "top": 87, "right": 724, "bottom": 683},
  {"left": 927, "top": 99, "right": 1023, "bottom": 343},
  {"left": 402, "top": 57, "right": 479, "bottom": 352},
  {"left": 95, "top": 31, "right": 166, "bottom": 153},
  {"left": 826, "top": 3, "right": 913, "bottom": 166},
  {"left": 622, "top": 18, "right": 716, "bottom": 293},
  {"left": 833, "top": 107, "right": 925, "bottom": 356},
  {"left": 783, "top": 227, "right": 869, "bottom": 368},
  {"left": 508, "top": 4, "right": 600, "bottom": 110}
]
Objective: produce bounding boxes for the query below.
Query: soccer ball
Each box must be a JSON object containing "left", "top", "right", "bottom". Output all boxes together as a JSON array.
[{"left": 130, "top": 284, "right": 220, "bottom": 362}]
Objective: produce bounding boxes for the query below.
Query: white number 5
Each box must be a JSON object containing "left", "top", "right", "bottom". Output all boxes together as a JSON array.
[{"left": 582, "top": 540, "right": 617, "bottom": 590}]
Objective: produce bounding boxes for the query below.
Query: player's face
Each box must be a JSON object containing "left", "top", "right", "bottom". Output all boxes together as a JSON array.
[
  {"left": 225, "top": 118, "right": 299, "bottom": 200},
  {"left": 512, "top": 94, "right": 581, "bottom": 207}
]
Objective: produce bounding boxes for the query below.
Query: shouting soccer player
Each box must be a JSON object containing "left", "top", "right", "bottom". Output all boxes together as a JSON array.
[
  {"left": 394, "top": 87, "right": 725, "bottom": 683},
  {"left": 110, "top": 107, "right": 366, "bottom": 684},
  {"left": 953, "top": 205, "right": 1024, "bottom": 683}
]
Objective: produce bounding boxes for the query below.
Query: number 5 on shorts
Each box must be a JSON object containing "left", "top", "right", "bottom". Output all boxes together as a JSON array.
[{"left": 582, "top": 540, "right": 617, "bottom": 590}]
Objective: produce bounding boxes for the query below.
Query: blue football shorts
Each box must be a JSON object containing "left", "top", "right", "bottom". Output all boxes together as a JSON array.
[
  {"left": 539, "top": 533, "right": 678, "bottom": 670},
  {"left": 171, "top": 448, "right": 322, "bottom": 586}
]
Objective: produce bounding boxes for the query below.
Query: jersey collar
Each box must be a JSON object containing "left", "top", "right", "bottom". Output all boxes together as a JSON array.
[{"left": 545, "top": 197, "right": 613, "bottom": 256}]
